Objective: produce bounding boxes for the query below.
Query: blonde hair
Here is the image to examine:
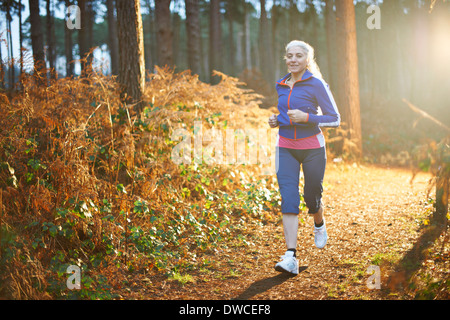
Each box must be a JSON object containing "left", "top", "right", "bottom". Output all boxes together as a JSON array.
[{"left": 285, "top": 40, "right": 323, "bottom": 79}]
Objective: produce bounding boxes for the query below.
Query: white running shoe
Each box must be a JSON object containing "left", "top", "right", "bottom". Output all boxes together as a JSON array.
[
  {"left": 314, "top": 220, "right": 328, "bottom": 249},
  {"left": 274, "top": 251, "right": 299, "bottom": 275}
]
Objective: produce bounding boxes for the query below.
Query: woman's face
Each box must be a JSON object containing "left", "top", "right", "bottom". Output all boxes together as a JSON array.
[{"left": 285, "top": 46, "right": 308, "bottom": 76}]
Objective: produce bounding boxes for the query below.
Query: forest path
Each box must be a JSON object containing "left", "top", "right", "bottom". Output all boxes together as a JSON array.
[{"left": 135, "top": 163, "right": 434, "bottom": 300}]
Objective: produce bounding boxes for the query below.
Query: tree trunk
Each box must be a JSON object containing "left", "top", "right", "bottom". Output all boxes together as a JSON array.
[
  {"left": 78, "top": 0, "right": 88, "bottom": 74},
  {"left": 65, "top": 0, "right": 74, "bottom": 77},
  {"left": 106, "top": 0, "right": 119, "bottom": 76},
  {"left": 7, "top": 11, "right": 15, "bottom": 88},
  {"left": 185, "top": 0, "right": 201, "bottom": 76},
  {"left": 209, "top": 0, "right": 222, "bottom": 84},
  {"left": 244, "top": 3, "right": 251, "bottom": 70},
  {"left": 435, "top": 139, "right": 449, "bottom": 225},
  {"left": 144, "top": 0, "right": 155, "bottom": 73},
  {"left": 116, "top": 0, "right": 146, "bottom": 113},
  {"left": 28, "top": 0, "right": 46, "bottom": 83},
  {"left": 435, "top": 172, "right": 449, "bottom": 226},
  {"left": 335, "top": 0, "right": 362, "bottom": 158},
  {"left": 46, "top": 0, "right": 56, "bottom": 79},
  {"left": 259, "top": 0, "right": 273, "bottom": 82},
  {"left": 155, "top": 0, "right": 173, "bottom": 68},
  {"left": 411, "top": 5, "right": 430, "bottom": 107},
  {"left": 78, "top": 0, "right": 88, "bottom": 71},
  {"left": 172, "top": 12, "right": 181, "bottom": 68},
  {"left": 19, "top": 0, "right": 24, "bottom": 83},
  {"left": 306, "top": 0, "right": 318, "bottom": 49},
  {"left": 271, "top": 4, "right": 280, "bottom": 79},
  {"left": 87, "top": 1, "right": 94, "bottom": 61},
  {"left": 288, "top": 0, "right": 297, "bottom": 41},
  {"left": 227, "top": 14, "right": 235, "bottom": 76},
  {"left": 0, "top": 37, "right": 4, "bottom": 89},
  {"left": 324, "top": 0, "right": 337, "bottom": 90}
]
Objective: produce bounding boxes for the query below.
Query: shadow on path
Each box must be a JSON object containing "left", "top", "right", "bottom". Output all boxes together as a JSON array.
[
  {"left": 232, "top": 266, "right": 308, "bottom": 300},
  {"left": 387, "top": 215, "right": 448, "bottom": 292}
]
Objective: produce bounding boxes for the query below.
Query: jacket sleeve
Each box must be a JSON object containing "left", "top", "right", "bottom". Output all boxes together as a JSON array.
[{"left": 307, "top": 80, "right": 340, "bottom": 128}]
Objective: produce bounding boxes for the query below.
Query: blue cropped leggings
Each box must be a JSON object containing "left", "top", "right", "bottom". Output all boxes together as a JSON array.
[{"left": 276, "top": 146, "right": 326, "bottom": 215}]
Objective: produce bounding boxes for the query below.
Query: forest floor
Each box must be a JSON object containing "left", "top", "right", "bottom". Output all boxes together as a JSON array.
[{"left": 115, "top": 162, "right": 449, "bottom": 300}]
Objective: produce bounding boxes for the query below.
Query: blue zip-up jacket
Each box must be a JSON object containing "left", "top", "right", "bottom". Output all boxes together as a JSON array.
[{"left": 276, "top": 70, "right": 340, "bottom": 140}]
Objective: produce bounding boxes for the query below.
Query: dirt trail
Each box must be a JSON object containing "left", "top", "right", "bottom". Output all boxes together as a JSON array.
[{"left": 137, "top": 163, "right": 434, "bottom": 300}]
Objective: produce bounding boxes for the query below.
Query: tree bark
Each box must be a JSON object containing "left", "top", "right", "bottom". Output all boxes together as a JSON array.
[
  {"left": 7, "top": 9, "right": 15, "bottom": 88},
  {"left": 106, "top": 0, "right": 119, "bottom": 76},
  {"left": 324, "top": 0, "right": 336, "bottom": 89},
  {"left": 271, "top": 4, "right": 280, "bottom": 79},
  {"left": 185, "top": 0, "right": 201, "bottom": 76},
  {"left": 19, "top": 0, "right": 24, "bottom": 82},
  {"left": 335, "top": 0, "right": 362, "bottom": 158},
  {"left": 288, "top": 0, "right": 296, "bottom": 41},
  {"left": 435, "top": 172, "right": 449, "bottom": 226},
  {"left": 28, "top": 0, "right": 46, "bottom": 82},
  {"left": 243, "top": 3, "right": 251, "bottom": 70},
  {"left": 435, "top": 139, "right": 449, "bottom": 225},
  {"left": 143, "top": 0, "right": 155, "bottom": 73},
  {"left": 209, "top": 0, "right": 222, "bottom": 84},
  {"left": 155, "top": 0, "right": 173, "bottom": 68},
  {"left": 65, "top": 0, "right": 74, "bottom": 77},
  {"left": 116, "top": 0, "right": 146, "bottom": 113},
  {"left": 227, "top": 12, "right": 235, "bottom": 76},
  {"left": 172, "top": 12, "right": 181, "bottom": 68},
  {"left": 0, "top": 34, "right": 4, "bottom": 89},
  {"left": 46, "top": 0, "right": 56, "bottom": 79},
  {"left": 78, "top": 0, "right": 94, "bottom": 76},
  {"left": 259, "top": 0, "right": 274, "bottom": 82}
]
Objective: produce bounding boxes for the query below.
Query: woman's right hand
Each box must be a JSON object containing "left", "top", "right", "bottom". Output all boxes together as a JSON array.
[{"left": 268, "top": 114, "right": 279, "bottom": 128}]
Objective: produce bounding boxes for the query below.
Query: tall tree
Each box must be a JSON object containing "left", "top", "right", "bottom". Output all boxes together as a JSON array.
[
  {"left": 172, "top": 10, "right": 182, "bottom": 68},
  {"left": 259, "top": 0, "right": 273, "bottom": 81},
  {"left": 324, "top": 0, "right": 337, "bottom": 90},
  {"left": 271, "top": 3, "right": 281, "bottom": 78},
  {"left": 243, "top": 1, "right": 251, "bottom": 70},
  {"left": 224, "top": 0, "right": 241, "bottom": 77},
  {"left": 0, "top": 40, "right": 4, "bottom": 89},
  {"left": 155, "top": 0, "right": 173, "bottom": 68},
  {"left": 2, "top": 0, "right": 17, "bottom": 87},
  {"left": 288, "top": 0, "right": 298, "bottom": 41},
  {"left": 185, "top": 0, "right": 201, "bottom": 76},
  {"left": 106, "top": 0, "right": 119, "bottom": 75},
  {"left": 209, "top": 0, "right": 222, "bottom": 83},
  {"left": 28, "top": 0, "right": 46, "bottom": 82},
  {"left": 78, "top": 0, "right": 94, "bottom": 76},
  {"left": 143, "top": 0, "right": 155, "bottom": 73},
  {"left": 116, "top": 0, "right": 146, "bottom": 113},
  {"left": 335, "top": 0, "right": 362, "bottom": 157},
  {"left": 18, "top": 0, "right": 24, "bottom": 82},
  {"left": 64, "top": 0, "right": 74, "bottom": 77},
  {"left": 46, "top": 0, "right": 56, "bottom": 78}
]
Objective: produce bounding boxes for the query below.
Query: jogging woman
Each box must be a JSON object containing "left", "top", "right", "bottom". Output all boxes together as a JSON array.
[{"left": 268, "top": 40, "right": 340, "bottom": 275}]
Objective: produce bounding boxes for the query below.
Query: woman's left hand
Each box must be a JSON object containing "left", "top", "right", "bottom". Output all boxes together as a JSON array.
[{"left": 287, "top": 109, "right": 308, "bottom": 123}]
